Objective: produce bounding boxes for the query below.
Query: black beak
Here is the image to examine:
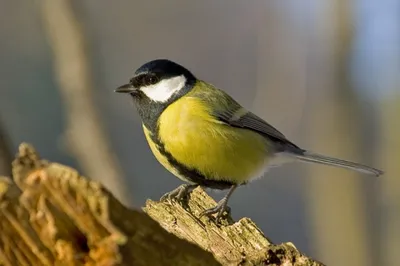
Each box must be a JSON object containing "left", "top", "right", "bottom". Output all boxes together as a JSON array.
[{"left": 115, "top": 83, "right": 136, "bottom": 93}]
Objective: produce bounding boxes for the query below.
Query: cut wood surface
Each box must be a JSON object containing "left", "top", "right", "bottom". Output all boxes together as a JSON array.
[{"left": 0, "top": 143, "right": 324, "bottom": 266}]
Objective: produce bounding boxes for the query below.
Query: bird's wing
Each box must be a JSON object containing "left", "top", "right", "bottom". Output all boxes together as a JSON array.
[
  {"left": 215, "top": 108, "right": 303, "bottom": 153},
  {"left": 190, "top": 80, "right": 303, "bottom": 153}
]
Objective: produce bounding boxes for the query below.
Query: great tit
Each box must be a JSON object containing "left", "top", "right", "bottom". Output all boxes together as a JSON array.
[{"left": 115, "top": 59, "right": 383, "bottom": 222}]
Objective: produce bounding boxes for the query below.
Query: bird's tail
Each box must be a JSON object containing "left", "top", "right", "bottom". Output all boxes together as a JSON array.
[{"left": 293, "top": 151, "right": 383, "bottom": 176}]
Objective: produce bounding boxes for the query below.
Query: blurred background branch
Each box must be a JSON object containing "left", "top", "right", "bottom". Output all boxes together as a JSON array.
[
  {"left": 379, "top": 93, "right": 400, "bottom": 266},
  {"left": 305, "top": 1, "right": 370, "bottom": 265},
  {"left": 36, "top": 0, "right": 134, "bottom": 206}
]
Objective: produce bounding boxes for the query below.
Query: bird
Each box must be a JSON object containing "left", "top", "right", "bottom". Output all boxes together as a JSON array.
[{"left": 115, "top": 59, "right": 383, "bottom": 222}]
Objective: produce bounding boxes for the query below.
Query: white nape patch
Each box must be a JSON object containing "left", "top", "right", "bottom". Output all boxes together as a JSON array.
[{"left": 140, "top": 75, "right": 186, "bottom": 102}]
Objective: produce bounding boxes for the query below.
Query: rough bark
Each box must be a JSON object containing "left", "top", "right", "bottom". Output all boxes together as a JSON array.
[
  {"left": 0, "top": 143, "right": 323, "bottom": 266},
  {"left": 145, "top": 191, "right": 323, "bottom": 266}
]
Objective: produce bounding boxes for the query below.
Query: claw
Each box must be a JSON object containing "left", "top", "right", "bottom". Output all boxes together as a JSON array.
[
  {"left": 162, "top": 184, "right": 237, "bottom": 224},
  {"left": 199, "top": 199, "right": 231, "bottom": 223},
  {"left": 199, "top": 185, "right": 237, "bottom": 223},
  {"left": 160, "top": 184, "right": 197, "bottom": 203}
]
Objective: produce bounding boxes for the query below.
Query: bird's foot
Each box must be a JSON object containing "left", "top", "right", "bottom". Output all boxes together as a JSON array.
[
  {"left": 199, "top": 199, "right": 231, "bottom": 223},
  {"left": 160, "top": 184, "right": 197, "bottom": 204}
]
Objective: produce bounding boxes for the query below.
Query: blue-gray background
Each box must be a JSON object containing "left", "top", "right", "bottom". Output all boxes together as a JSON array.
[{"left": 1, "top": 1, "right": 399, "bottom": 266}]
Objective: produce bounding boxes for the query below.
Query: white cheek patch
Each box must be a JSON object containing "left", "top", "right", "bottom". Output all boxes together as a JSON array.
[{"left": 140, "top": 75, "right": 186, "bottom": 102}]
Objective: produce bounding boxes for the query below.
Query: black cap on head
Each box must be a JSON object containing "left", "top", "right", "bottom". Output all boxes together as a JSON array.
[{"left": 134, "top": 59, "right": 196, "bottom": 81}]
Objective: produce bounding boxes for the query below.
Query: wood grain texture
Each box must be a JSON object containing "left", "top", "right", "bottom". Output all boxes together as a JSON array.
[
  {"left": 0, "top": 143, "right": 218, "bottom": 266},
  {"left": 0, "top": 143, "right": 324, "bottom": 265},
  {"left": 145, "top": 188, "right": 323, "bottom": 266}
]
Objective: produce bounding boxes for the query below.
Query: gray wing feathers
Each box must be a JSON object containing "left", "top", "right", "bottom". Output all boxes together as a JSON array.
[
  {"left": 231, "top": 111, "right": 286, "bottom": 139},
  {"left": 216, "top": 109, "right": 304, "bottom": 153}
]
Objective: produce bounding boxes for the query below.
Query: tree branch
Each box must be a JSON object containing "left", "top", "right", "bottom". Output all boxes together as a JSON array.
[
  {"left": 145, "top": 190, "right": 323, "bottom": 265},
  {"left": 0, "top": 143, "right": 324, "bottom": 265}
]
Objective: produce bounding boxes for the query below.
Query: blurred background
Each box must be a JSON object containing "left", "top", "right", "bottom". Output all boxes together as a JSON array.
[{"left": 0, "top": 1, "right": 399, "bottom": 265}]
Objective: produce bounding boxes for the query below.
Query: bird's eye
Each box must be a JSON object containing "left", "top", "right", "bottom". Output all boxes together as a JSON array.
[{"left": 143, "top": 75, "right": 159, "bottom": 86}]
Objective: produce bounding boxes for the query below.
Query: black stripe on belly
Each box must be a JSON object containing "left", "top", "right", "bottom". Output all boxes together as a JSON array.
[{"left": 149, "top": 131, "right": 234, "bottom": 190}]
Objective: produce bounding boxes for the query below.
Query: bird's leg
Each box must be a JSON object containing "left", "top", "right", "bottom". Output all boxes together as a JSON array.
[
  {"left": 160, "top": 184, "right": 197, "bottom": 203},
  {"left": 199, "top": 185, "right": 237, "bottom": 223}
]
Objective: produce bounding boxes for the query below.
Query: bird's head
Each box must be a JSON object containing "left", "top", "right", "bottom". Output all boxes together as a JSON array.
[{"left": 115, "top": 59, "right": 196, "bottom": 103}]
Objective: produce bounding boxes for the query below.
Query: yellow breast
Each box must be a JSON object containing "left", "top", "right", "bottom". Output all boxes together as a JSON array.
[
  {"left": 143, "top": 125, "right": 192, "bottom": 183},
  {"left": 153, "top": 94, "right": 269, "bottom": 184}
]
